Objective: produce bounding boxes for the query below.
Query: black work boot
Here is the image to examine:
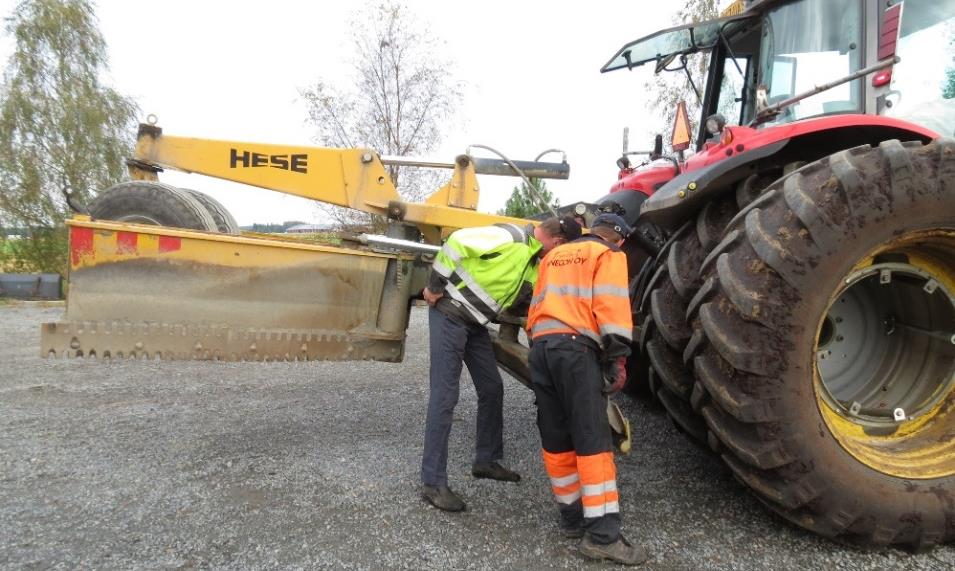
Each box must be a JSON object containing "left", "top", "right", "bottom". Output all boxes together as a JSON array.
[
  {"left": 471, "top": 461, "right": 521, "bottom": 482},
  {"left": 579, "top": 534, "right": 649, "bottom": 566},
  {"left": 559, "top": 522, "right": 584, "bottom": 539},
  {"left": 421, "top": 485, "right": 466, "bottom": 512}
]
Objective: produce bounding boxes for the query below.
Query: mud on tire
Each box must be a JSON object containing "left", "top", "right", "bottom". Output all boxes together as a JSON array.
[
  {"left": 635, "top": 195, "right": 741, "bottom": 441},
  {"left": 690, "top": 139, "right": 955, "bottom": 549}
]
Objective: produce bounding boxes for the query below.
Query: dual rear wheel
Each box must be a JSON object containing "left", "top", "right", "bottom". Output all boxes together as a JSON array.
[
  {"left": 88, "top": 180, "right": 240, "bottom": 234},
  {"left": 633, "top": 139, "right": 955, "bottom": 549}
]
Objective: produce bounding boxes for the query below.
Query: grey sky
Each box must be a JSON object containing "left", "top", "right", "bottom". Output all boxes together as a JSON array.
[{"left": 0, "top": 1, "right": 703, "bottom": 225}]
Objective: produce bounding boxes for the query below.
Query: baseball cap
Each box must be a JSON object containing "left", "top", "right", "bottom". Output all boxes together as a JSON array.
[{"left": 591, "top": 213, "right": 634, "bottom": 238}]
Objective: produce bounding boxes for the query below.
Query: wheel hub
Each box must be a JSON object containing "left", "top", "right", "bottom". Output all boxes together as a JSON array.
[
  {"left": 814, "top": 234, "right": 955, "bottom": 479},
  {"left": 816, "top": 262, "right": 955, "bottom": 426}
]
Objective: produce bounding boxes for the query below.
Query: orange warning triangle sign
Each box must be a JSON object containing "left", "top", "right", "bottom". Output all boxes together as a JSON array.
[{"left": 671, "top": 101, "right": 692, "bottom": 152}]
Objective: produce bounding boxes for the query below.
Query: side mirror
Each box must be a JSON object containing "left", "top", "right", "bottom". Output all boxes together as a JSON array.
[
  {"left": 616, "top": 156, "right": 631, "bottom": 170},
  {"left": 650, "top": 134, "right": 663, "bottom": 160}
]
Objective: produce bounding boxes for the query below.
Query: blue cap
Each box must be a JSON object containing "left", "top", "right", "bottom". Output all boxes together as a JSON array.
[{"left": 591, "top": 213, "right": 634, "bottom": 238}]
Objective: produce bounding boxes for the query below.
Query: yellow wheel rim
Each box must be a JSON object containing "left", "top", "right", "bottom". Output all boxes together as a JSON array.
[{"left": 814, "top": 230, "right": 955, "bottom": 479}]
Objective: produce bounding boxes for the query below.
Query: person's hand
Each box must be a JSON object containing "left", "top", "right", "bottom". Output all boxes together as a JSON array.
[
  {"left": 602, "top": 357, "right": 627, "bottom": 394},
  {"left": 422, "top": 287, "right": 443, "bottom": 306}
]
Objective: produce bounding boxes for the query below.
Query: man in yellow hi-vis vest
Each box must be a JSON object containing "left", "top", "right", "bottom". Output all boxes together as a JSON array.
[
  {"left": 420, "top": 216, "right": 582, "bottom": 512},
  {"left": 527, "top": 213, "right": 649, "bottom": 566}
]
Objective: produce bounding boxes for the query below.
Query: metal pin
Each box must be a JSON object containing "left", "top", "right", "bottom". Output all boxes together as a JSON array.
[
  {"left": 849, "top": 401, "right": 862, "bottom": 416},
  {"left": 923, "top": 279, "right": 939, "bottom": 294},
  {"left": 893, "top": 408, "right": 906, "bottom": 422},
  {"left": 880, "top": 269, "right": 891, "bottom": 284}
]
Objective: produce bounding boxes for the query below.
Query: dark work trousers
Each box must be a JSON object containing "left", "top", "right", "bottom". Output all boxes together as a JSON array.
[
  {"left": 529, "top": 334, "right": 620, "bottom": 544},
  {"left": 421, "top": 306, "right": 505, "bottom": 487}
]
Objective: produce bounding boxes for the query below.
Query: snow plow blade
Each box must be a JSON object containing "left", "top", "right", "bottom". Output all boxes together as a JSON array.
[{"left": 41, "top": 217, "right": 428, "bottom": 362}]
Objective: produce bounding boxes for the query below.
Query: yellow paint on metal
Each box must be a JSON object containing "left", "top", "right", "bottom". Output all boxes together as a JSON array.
[
  {"left": 379, "top": 202, "right": 535, "bottom": 245},
  {"left": 68, "top": 218, "right": 402, "bottom": 275},
  {"left": 720, "top": 0, "right": 746, "bottom": 17},
  {"left": 814, "top": 231, "right": 955, "bottom": 479},
  {"left": 135, "top": 133, "right": 399, "bottom": 215},
  {"left": 425, "top": 155, "right": 481, "bottom": 210},
  {"left": 131, "top": 125, "right": 540, "bottom": 240},
  {"left": 64, "top": 217, "right": 406, "bottom": 334}
]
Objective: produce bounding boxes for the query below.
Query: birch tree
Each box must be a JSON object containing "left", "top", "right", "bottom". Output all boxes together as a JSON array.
[{"left": 301, "top": 1, "right": 462, "bottom": 229}]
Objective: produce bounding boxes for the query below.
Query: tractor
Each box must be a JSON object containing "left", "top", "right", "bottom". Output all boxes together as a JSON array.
[{"left": 596, "top": 0, "right": 955, "bottom": 549}]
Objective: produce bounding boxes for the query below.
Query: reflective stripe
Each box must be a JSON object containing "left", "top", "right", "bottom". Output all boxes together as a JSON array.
[
  {"left": 583, "top": 501, "right": 620, "bottom": 518},
  {"left": 555, "top": 490, "right": 582, "bottom": 504},
  {"left": 433, "top": 259, "right": 453, "bottom": 278},
  {"left": 445, "top": 285, "right": 492, "bottom": 324},
  {"left": 538, "top": 284, "right": 592, "bottom": 299},
  {"left": 582, "top": 481, "right": 617, "bottom": 496},
  {"left": 440, "top": 243, "right": 462, "bottom": 263},
  {"left": 530, "top": 318, "right": 602, "bottom": 344},
  {"left": 530, "top": 318, "right": 573, "bottom": 336},
  {"left": 593, "top": 285, "right": 630, "bottom": 298},
  {"left": 598, "top": 323, "right": 633, "bottom": 340},
  {"left": 578, "top": 329, "right": 602, "bottom": 345},
  {"left": 453, "top": 266, "right": 502, "bottom": 313},
  {"left": 551, "top": 473, "right": 580, "bottom": 487},
  {"left": 495, "top": 223, "right": 527, "bottom": 243},
  {"left": 532, "top": 284, "right": 629, "bottom": 307}
]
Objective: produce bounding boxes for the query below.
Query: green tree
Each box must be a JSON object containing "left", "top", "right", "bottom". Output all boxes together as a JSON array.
[
  {"left": 0, "top": 0, "right": 137, "bottom": 274},
  {"left": 301, "top": 1, "right": 462, "bottom": 230},
  {"left": 498, "top": 178, "right": 558, "bottom": 219}
]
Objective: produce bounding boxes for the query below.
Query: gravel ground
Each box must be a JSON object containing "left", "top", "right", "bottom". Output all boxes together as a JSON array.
[{"left": 1, "top": 301, "right": 954, "bottom": 570}]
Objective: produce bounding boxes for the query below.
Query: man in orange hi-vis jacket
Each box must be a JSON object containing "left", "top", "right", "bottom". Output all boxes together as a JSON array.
[{"left": 527, "top": 212, "right": 649, "bottom": 566}]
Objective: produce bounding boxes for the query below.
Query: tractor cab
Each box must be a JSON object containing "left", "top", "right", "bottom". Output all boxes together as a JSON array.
[{"left": 603, "top": 0, "right": 955, "bottom": 196}]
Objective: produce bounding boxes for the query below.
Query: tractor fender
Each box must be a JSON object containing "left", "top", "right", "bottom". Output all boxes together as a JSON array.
[
  {"left": 637, "top": 138, "right": 789, "bottom": 228},
  {"left": 638, "top": 116, "right": 939, "bottom": 229}
]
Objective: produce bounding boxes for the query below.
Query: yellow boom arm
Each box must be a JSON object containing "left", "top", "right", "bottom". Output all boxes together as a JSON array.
[{"left": 129, "top": 124, "right": 567, "bottom": 242}]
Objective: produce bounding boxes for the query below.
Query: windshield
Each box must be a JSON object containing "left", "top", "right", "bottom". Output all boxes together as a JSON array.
[
  {"left": 759, "top": 0, "right": 864, "bottom": 124},
  {"left": 881, "top": 0, "right": 955, "bottom": 137},
  {"left": 601, "top": 15, "right": 755, "bottom": 72}
]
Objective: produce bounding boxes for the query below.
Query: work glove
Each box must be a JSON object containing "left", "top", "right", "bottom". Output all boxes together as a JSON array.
[{"left": 602, "top": 356, "right": 627, "bottom": 394}]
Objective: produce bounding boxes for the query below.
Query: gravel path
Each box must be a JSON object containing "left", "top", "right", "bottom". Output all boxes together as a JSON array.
[{"left": 1, "top": 301, "right": 953, "bottom": 570}]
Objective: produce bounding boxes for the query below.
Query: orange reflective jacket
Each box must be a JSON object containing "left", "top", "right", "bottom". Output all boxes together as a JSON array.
[{"left": 527, "top": 236, "right": 633, "bottom": 358}]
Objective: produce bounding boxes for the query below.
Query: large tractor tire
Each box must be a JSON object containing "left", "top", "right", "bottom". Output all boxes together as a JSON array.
[
  {"left": 181, "top": 188, "right": 240, "bottom": 234},
  {"left": 635, "top": 194, "right": 741, "bottom": 441},
  {"left": 89, "top": 181, "right": 218, "bottom": 232},
  {"left": 691, "top": 139, "right": 955, "bottom": 549}
]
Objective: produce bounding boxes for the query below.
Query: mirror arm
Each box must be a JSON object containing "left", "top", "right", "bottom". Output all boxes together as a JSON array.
[{"left": 680, "top": 54, "right": 703, "bottom": 106}]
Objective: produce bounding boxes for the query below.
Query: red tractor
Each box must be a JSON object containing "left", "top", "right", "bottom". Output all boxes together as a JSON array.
[{"left": 595, "top": 0, "right": 955, "bottom": 550}]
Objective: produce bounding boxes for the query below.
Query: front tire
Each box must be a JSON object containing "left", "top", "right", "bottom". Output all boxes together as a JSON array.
[{"left": 693, "top": 139, "right": 955, "bottom": 549}]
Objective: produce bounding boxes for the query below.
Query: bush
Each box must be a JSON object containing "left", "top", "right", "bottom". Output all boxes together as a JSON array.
[{"left": 0, "top": 226, "right": 68, "bottom": 275}]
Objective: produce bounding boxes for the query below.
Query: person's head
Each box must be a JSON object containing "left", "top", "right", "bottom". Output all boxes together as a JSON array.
[
  {"left": 590, "top": 213, "right": 633, "bottom": 246},
  {"left": 533, "top": 216, "right": 582, "bottom": 253}
]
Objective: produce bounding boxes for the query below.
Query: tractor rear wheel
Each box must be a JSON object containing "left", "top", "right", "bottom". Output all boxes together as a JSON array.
[
  {"left": 89, "top": 181, "right": 218, "bottom": 232},
  {"left": 692, "top": 139, "right": 955, "bottom": 549}
]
